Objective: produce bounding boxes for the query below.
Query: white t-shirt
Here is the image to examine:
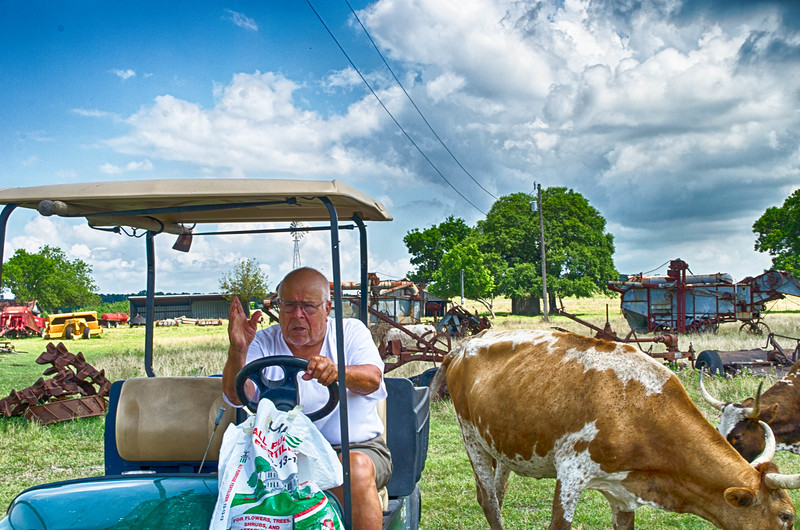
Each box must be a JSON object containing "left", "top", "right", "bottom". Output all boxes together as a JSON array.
[{"left": 245, "top": 318, "right": 386, "bottom": 445}]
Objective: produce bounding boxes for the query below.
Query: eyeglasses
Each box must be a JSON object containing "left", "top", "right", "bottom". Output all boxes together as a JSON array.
[{"left": 276, "top": 300, "right": 326, "bottom": 315}]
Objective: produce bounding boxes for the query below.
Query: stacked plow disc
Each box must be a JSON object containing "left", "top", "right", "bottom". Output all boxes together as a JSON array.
[{"left": 0, "top": 342, "right": 111, "bottom": 424}]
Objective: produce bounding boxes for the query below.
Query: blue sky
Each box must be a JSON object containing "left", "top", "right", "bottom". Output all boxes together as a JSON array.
[{"left": 2, "top": 0, "right": 799, "bottom": 296}]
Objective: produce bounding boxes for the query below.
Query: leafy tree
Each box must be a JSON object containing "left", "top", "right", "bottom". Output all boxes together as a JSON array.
[
  {"left": 403, "top": 216, "right": 472, "bottom": 284},
  {"left": 80, "top": 300, "right": 130, "bottom": 315},
  {"left": 474, "top": 188, "right": 617, "bottom": 313},
  {"left": 541, "top": 188, "right": 617, "bottom": 299},
  {"left": 2, "top": 245, "right": 99, "bottom": 313},
  {"left": 473, "top": 193, "right": 539, "bottom": 266},
  {"left": 219, "top": 258, "right": 269, "bottom": 311},
  {"left": 429, "top": 243, "right": 496, "bottom": 315},
  {"left": 753, "top": 189, "right": 800, "bottom": 277}
]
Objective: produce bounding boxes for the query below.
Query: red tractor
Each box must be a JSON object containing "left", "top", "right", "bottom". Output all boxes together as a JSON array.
[{"left": 0, "top": 306, "right": 45, "bottom": 338}]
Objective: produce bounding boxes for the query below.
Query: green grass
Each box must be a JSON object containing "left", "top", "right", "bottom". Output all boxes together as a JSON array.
[{"left": 3, "top": 303, "right": 800, "bottom": 527}]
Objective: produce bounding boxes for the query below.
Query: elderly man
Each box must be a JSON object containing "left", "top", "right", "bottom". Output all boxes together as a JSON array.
[{"left": 222, "top": 267, "right": 391, "bottom": 530}]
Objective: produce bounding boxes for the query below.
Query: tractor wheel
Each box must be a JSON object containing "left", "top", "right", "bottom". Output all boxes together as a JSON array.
[
  {"left": 65, "top": 325, "right": 74, "bottom": 340},
  {"left": 739, "top": 320, "right": 770, "bottom": 336},
  {"left": 696, "top": 349, "right": 724, "bottom": 376},
  {"left": 82, "top": 327, "right": 91, "bottom": 339}
]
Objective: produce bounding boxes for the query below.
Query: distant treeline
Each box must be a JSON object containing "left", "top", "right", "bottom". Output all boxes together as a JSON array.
[{"left": 97, "top": 292, "right": 193, "bottom": 303}]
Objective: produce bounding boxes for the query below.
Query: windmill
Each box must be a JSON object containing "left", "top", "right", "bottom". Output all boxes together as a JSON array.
[{"left": 290, "top": 221, "right": 308, "bottom": 269}]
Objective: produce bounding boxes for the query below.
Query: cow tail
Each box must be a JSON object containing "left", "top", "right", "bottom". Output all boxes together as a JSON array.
[{"left": 429, "top": 348, "right": 457, "bottom": 398}]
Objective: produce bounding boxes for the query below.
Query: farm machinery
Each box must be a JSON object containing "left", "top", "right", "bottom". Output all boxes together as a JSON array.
[
  {"left": 0, "top": 305, "right": 44, "bottom": 338},
  {"left": 557, "top": 258, "right": 800, "bottom": 374},
  {"left": 557, "top": 305, "right": 800, "bottom": 376},
  {"left": 98, "top": 312, "right": 129, "bottom": 328},
  {"left": 43, "top": 311, "right": 103, "bottom": 340},
  {"left": 608, "top": 259, "right": 800, "bottom": 335}
]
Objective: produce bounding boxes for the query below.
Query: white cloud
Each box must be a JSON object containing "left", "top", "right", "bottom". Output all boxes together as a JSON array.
[
  {"left": 108, "top": 71, "right": 392, "bottom": 178},
  {"left": 111, "top": 69, "right": 136, "bottom": 80},
  {"left": 324, "top": 67, "right": 362, "bottom": 89},
  {"left": 73, "top": 108, "right": 117, "bottom": 119},
  {"left": 99, "top": 159, "right": 154, "bottom": 175},
  {"left": 225, "top": 9, "right": 258, "bottom": 31}
]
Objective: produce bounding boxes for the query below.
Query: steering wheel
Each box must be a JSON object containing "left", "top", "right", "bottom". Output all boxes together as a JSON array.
[{"left": 234, "top": 355, "right": 339, "bottom": 421}]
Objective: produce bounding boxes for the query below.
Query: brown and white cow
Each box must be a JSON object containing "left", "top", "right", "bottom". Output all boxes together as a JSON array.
[
  {"left": 430, "top": 329, "right": 800, "bottom": 529},
  {"left": 700, "top": 362, "right": 800, "bottom": 462}
]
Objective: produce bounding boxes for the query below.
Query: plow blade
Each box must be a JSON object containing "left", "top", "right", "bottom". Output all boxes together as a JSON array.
[{"left": 24, "top": 396, "right": 108, "bottom": 425}]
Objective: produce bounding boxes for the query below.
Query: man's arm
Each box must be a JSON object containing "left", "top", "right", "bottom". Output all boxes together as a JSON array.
[
  {"left": 222, "top": 296, "right": 262, "bottom": 406},
  {"left": 303, "top": 357, "right": 382, "bottom": 394}
]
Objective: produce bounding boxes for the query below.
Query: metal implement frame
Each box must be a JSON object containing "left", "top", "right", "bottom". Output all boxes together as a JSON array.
[{"left": 609, "top": 259, "right": 800, "bottom": 335}]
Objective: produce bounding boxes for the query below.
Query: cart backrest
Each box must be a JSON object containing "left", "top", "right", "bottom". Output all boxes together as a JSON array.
[
  {"left": 105, "top": 376, "right": 236, "bottom": 474},
  {"left": 384, "top": 377, "right": 430, "bottom": 498},
  {"left": 104, "top": 375, "right": 430, "bottom": 493}
]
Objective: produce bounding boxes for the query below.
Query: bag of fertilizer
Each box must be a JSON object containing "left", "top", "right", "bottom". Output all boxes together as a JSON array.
[{"left": 209, "top": 399, "right": 343, "bottom": 530}]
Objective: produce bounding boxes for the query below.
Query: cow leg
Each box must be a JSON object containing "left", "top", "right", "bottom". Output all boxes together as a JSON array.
[
  {"left": 460, "top": 422, "right": 504, "bottom": 529},
  {"left": 612, "top": 509, "right": 635, "bottom": 529},
  {"left": 548, "top": 480, "right": 573, "bottom": 530},
  {"left": 599, "top": 491, "right": 635, "bottom": 529},
  {"left": 494, "top": 461, "right": 511, "bottom": 509}
]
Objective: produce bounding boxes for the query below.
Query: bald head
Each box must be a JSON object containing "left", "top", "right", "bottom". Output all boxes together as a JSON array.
[{"left": 278, "top": 267, "right": 330, "bottom": 302}]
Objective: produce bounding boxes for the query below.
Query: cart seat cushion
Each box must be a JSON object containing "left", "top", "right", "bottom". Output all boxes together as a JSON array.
[{"left": 114, "top": 376, "right": 235, "bottom": 462}]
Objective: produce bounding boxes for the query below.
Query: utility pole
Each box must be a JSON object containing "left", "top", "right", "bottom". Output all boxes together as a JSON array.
[
  {"left": 535, "top": 183, "right": 549, "bottom": 322},
  {"left": 460, "top": 269, "right": 465, "bottom": 305}
]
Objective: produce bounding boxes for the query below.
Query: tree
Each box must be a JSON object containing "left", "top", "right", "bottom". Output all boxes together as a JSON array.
[
  {"left": 403, "top": 216, "right": 472, "bottom": 284},
  {"left": 541, "top": 188, "right": 617, "bottom": 300},
  {"left": 2, "top": 245, "right": 99, "bottom": 313},
  {"left": 219, "top": 258, "right": 269, "bottom": 311},
  {"left": 753, "top": 189, "right": 800, "bottom": 277},
  {"left": 429, "top": 243, "right": 496, "bottom": 315},
  {"left": 473, "top": 193, "right": 539, "bottom": 266},
  {"left": 474, "top": 188, "right": 617, "bottom": 314}
]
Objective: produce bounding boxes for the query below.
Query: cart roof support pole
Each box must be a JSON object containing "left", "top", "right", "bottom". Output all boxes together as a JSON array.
[
  {"left": 353, "top": 215, "right": 368, "bottom": 326},
  {"left": 322, "top": 197, "right": 351, "bottom": 529},
  {"left": 144, "top": 231, "right": 156, "bottom": 377},
  {"left": 0, "top": 204, "right": 19, "bottom": 294}
]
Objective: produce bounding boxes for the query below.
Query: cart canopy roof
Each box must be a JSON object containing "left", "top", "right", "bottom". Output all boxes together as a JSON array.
[{"left": 0, "top": 179, "right": 392, "bottom": 233}]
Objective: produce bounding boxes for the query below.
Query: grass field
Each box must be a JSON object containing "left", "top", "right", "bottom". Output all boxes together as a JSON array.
[{"left": 2, "top": 296, "right": 800, "bottom": 527}]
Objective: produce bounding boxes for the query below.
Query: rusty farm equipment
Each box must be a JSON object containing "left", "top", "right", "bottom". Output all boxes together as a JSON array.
[
  {"left": 694, "top": 332, "right": 800, "bottom": 376},
  {"left": 371, "top": 307, "right": 452, "bottom": 372},
  {"left": 0, "top": 305, "right": 45, "bottom": 338},
  {"left": 608, "top": 259, "right": 800, "bottom": 335},
  {"left": 556, "top": 306, "right": 692, "bottom": 363},
  {"left": 0, "top": 342, "right": 111, "bottom": 424},
  {"left": 557, "top": 305, "right": 800, "bottom": 375},
  {"left": 435, "top": 305, "right": 491, "bottom": 338}
]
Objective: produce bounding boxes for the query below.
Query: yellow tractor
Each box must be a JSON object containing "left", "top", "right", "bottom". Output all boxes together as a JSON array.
[{"left": 44, "top": 311, "right": 103, "bottom": 340}]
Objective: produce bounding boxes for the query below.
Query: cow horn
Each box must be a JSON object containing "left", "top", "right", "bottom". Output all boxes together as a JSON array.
[
  {"left": 750, "top": 420, "right": 776, "bottom": 468},
  {"left": 741, "top": 382, "right": 763, "bottom": 419},
  {"left": 766, "top": 472, "right": 800, "bottom": 490},
  {"left": 698, "top": 371, "right": 725, "bottom": 410}
]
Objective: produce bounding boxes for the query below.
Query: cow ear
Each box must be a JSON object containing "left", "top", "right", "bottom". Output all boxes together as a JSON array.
[
  {"left": 742, "top": 397, "right": 755, "bottom": 407},
  {"left": 724, "top": 487, "right": 756, "bottom": 507},
  {"left": 760, "top": 403, "right": 780, "bottom": 423}
]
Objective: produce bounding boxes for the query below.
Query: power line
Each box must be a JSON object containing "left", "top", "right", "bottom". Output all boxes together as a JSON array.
[
  {"left": 344, "top": 0, "right": 497, "bottom": 202},
  {"left": 305, "top": 0, "right": 487, "bottom": 215}
]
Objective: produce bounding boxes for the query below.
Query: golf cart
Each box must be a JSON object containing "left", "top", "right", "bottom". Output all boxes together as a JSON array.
[{"left": 0, "top": 179, "right": 430, "bottom": 529}]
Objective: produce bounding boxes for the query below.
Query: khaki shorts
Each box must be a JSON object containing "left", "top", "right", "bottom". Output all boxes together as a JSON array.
[{"left": 331, "top": 435, "right": 393, "bottom": 489}]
